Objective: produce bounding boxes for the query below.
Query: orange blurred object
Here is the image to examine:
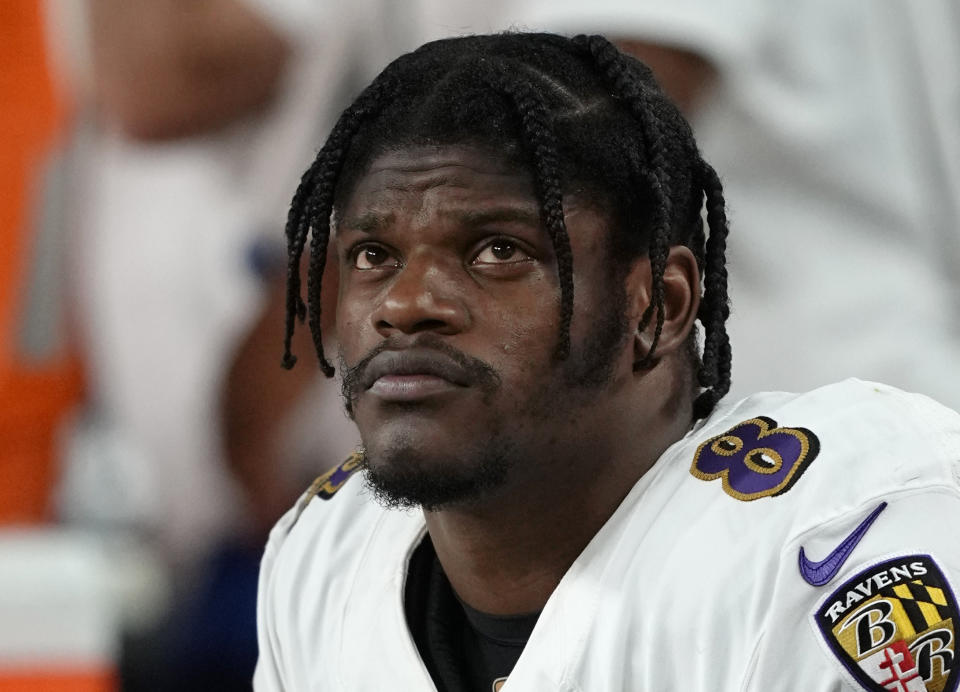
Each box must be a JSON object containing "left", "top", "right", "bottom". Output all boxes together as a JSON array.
[
  {"left": 0, "top": 0, "right": 84, "bottom": 523},
  {"left": 0, "top": 669, "right": 116, "bottom": 692}
]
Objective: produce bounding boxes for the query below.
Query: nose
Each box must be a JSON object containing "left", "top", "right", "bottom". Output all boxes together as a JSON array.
[{"left": 372, "top": 254, "right": 469, "bottom": 337}]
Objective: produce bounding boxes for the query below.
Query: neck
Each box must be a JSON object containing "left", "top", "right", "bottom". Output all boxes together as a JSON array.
[{"left": 425, "top": 370, "right": 693, "bottom": 615}]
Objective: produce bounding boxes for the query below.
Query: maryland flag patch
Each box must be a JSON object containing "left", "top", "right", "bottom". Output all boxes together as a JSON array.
[{"left": 815, "top": 555, "right": 959, "bottom": 691}]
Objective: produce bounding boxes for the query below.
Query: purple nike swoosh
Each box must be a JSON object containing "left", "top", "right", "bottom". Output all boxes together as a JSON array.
[{"left": 798, "top": 502, "right": 888, "bottom": 586}]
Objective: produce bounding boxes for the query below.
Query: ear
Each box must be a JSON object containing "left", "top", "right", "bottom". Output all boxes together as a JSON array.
[{"left": 625, "top": 246, "right": 701, "bottom": 368}]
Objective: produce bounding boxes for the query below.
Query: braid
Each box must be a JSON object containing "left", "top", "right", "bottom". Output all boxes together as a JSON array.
[
  {"left": 693, "top": 159, "right": 732, "bottom": 418},
  {"left": 281, "top": 162, "right": 322, "bottom": 368},
  {"left": 572, "top": 34, "right": 732, "bottom": 415},
  {"left": 476, "top": 62, "right": 575, "bottom": 359},
  {"left": 572, "top": 34, "right": 673, "bottom": 369},
  {"left": 281, "top": 77, "right": 396, "bottom": 374}
]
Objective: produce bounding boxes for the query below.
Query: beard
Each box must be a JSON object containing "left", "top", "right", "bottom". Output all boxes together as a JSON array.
[
  {"left": 359, "top": 434, "right": 514, "bottom": 512},
  {"left": 341, "top": 278, "right": 629, "bottom": 512}
]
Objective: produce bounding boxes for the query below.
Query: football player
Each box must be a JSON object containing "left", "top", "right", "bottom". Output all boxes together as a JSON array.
[{"left": 255, "top": 33, "right": 960, "bottom": 692}]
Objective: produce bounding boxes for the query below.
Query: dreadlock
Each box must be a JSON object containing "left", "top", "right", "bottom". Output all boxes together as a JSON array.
[{"left": 281, "top": 32, "right": 732, "bottom": 418}]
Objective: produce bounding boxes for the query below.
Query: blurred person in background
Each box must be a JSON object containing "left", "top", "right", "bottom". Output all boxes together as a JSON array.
[
  {"left": 524, "top": 0, "right": 960, "bottom": 409},
  {"left": 1, "top": 0, "right": 83, "bottom": 526},
  {"left": 1, "top": 3, "right": 120, "bottom": 689},
  {"left": 49, "top": 0, "right": 368, "bottom": 688}
]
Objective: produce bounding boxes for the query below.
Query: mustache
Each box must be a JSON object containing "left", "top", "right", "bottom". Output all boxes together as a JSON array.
[{"left": 339, "top": 335, "right": 501, "bottom": 413}]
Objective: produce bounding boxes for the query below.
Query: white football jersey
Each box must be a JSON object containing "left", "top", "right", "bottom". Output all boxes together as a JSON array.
[{"left": 255, "top": 380, "right": 960, "bottom": 691}]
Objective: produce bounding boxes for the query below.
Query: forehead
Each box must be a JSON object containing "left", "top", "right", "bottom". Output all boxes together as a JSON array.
[
  {"left": 334, "top": 145, "right": 615, "bottom": 245},
  {"left": 338, "top": 145, "right": 538, "bottom": 215},
  {"left": 335, "top": 144, "right": 619, "bottom": 275}
]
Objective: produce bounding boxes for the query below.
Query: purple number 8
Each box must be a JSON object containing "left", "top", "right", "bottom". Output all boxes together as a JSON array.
[{"left": 690, "top": 417, "right": 820, "bottom": 501}]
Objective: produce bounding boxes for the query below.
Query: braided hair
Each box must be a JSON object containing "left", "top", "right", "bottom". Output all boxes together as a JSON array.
[{"left": 282, "top": 32, "right": 732, "bottom": 418}]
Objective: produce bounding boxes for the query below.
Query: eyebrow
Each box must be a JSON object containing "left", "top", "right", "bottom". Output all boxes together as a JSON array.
[{"left": 340, "top": 212, "right": 395, "bottom": 234}]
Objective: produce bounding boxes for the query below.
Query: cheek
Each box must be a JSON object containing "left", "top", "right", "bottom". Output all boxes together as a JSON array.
[
  {"left": 321, "top": 253, "right": 339, "bottom": 301},
  {"left": 568, "top": 258, "right": 617, "bottom": 339},
  {"left": 497, "top": 315, "right": 549, "bottom": 362},
  {"left": 320, "top": 258, "right": 340, "bottom": 344},
  {"left": 335, "top": 296, "right": 371, "bottom": 360},
  {"left": 486, "top": 279, "right": 560, "bottom": 367}
]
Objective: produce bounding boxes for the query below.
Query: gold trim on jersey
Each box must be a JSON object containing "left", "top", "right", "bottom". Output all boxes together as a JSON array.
[{"left": 287, "top": 451, "right": 364, "bottom": 531}]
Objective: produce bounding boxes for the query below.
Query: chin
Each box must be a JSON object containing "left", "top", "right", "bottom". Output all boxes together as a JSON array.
[{"left": 359, "top": 439, "right": 512, "bottom": 512}]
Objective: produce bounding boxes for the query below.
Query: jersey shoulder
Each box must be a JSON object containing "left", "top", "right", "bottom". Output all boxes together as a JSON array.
[
  {"left": 289, "top": 451, "right": 365, "bottom": 528},
  {"left": 256, "top": 453, "right": 413, "bottom": 690},
  {"left": 611, "top": 380, "right": 960, "bottom": 689},
  {"left": 690, "top": 378, "right": 960, "bottom": 510},
  {"left": 263, "top": 451, "right": 378, "bottom": 566}
]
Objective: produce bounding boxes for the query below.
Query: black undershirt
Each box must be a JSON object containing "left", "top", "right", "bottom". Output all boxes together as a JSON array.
[{"left": 405, "top": 537, "right": 541, "bottom": 692}]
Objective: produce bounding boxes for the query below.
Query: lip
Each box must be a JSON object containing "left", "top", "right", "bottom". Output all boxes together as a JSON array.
[
  {"left": 361, "top": 349, "right": 472, "bottom": 401},
  {"left": 369, "top": 374, "right": 461, "bottom": 400}
]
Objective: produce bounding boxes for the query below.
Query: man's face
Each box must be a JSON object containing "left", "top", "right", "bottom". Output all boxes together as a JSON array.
[{"left": 335, "top": 145, "right": 635, "bottom": 510}]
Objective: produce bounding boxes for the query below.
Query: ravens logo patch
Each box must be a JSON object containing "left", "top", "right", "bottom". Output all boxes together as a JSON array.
[{"left": 814, "top": 554, "right": 959, "bottom": 692}]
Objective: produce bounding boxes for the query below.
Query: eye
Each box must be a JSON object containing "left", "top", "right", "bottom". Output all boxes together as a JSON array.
[
  {"left": 352, "top": 244, "right": 400, "bottom": 270},
  {"left": 471, "top": 239, "right": 531, "bottom": 265}
]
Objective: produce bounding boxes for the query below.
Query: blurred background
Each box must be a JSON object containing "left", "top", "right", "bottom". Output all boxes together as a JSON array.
[{"left": 1, "top": 0, "right": 956, "bottom": 689}]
